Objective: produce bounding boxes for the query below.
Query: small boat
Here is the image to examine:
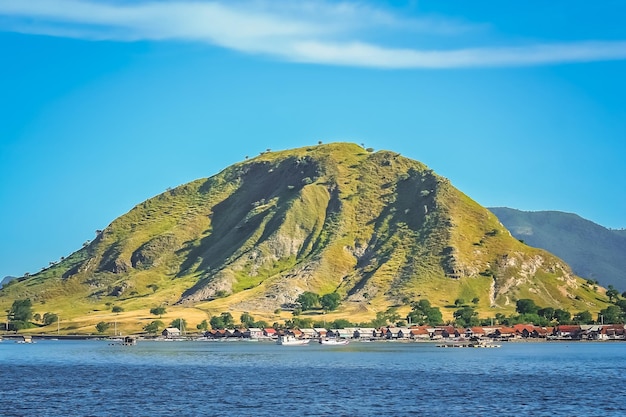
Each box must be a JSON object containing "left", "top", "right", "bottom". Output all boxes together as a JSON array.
[
  {"left": 319, "top": 338, "right": 350, "bottom": 345},
  {"left": 16, "top": 335, "right": 34, "bottom": 344},
  {"left": 276, "top": 335, "right": 310, "bottom": 346},
  {"left": 469, "top": 340, "right": 501, "bottom": 348},
  {"left": 437, "top": 337, "right": 501, "bottom": 348},
  {"left": 122, "top": 336, "right": 137, "bottom": 346}
]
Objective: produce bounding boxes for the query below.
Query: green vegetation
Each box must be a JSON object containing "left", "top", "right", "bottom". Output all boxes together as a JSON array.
[
  {"left": 407, "top": 299, "right": 443, "bottom": 326},
  {"left": 453, "top": 306, "right": 479, "bottom": 327},
  {"left": 209, "top": 312, "right": 235, "bottom": 329},
  {"left": 320, "top": 293, "right": 341, "bottom": 311},
  {"left": 170, "top": 318, "right": 188, "bottom": 331},
  {"left": 144, "top": 320, "right": 164, "bottom": 334},
  {"left": 296, "top": 292, "right": 320, "bottom": 311},
  {"left": 8, "top": 298, "right": 35, "bottom": 330},
  {"left": 0, "top": 143, "right": 613, "bottom": 334},
  {"left": 240, "top": 312, "right": 255, "bottom": 327},
  {"left": 150, "top": 306, "right": 166, "bottom": 317},
  {"left": 43, "top": 312, "right": 58, "bottom": 325},
  {"left": 95, "top": 321, "right": 109, "bottom": 333}
]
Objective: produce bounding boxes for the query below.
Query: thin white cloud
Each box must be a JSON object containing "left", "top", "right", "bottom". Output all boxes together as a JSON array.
[
  {"left": 1, "top": 0, "right": 625, "bottom": 68},
  {"left": 285, "top": 41, "right": 626, "bottom": 68}
]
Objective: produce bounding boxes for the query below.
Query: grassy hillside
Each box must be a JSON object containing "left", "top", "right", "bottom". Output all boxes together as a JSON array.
[
  {"left": 0, "top": 144, "right": 609, "bottom": 333},
  {"left": 490, "top": 207, "right": 626, "bottom": 291}
]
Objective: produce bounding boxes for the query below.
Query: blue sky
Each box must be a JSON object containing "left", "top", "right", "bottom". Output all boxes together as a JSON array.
[{"left": 1, "top": 0, "right": 625, "bottom": 279}]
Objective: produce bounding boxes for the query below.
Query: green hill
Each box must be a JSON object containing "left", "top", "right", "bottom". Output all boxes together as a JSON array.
[
  {"left": 489, "top": 207, "right": 626, "bottom": 291},
  {"left": 0, "top": 143, "right": 608, "bottom": 333}
]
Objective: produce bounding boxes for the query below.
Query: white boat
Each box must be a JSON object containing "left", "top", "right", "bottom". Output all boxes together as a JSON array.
[
  {"left": 319, "top": 338, "right": 350, "bottom": 345},
  {"left": 16, "top": 335, "right": 34, "bottom": 344},
  {"left": 437, "top": 337, "right": 501, "bottom": 348},
  {"left": 276, "top": 335, "right": 310, "bottom": 346}
]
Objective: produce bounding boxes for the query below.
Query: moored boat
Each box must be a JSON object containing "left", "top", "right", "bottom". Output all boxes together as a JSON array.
[
  {"left": 276, "top": 335, "right": 310, "bottom": 346},
  {"left": 319, "top": 338, "right": 350, "bottom": 345}
]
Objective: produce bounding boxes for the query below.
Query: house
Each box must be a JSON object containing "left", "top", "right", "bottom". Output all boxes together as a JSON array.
[
  {"left": 601, "top": 324, "right": 625, "bottom": 340},
  {"left": 286, "top": 328, "right": 303, "bottom": 339},
  {"left": 554, "top": 325, "right": 582, "bottom": 339},
  {"left": 495, "top": 327, "right": 516, "bottom": 339},
  {"left": 231, "top": 328, "right": 247, "bottom": 338},
  {"left": 354, "top": 328, "right": 376, "bottom": 339},
  {"left": 409, "top": 326, "right": 431, "bottom": 340},
  {"left": 263, "top": 328, "right": 277, "bottom": 338},
  {"left": 314, "top": 328, "right": 328, "bottom": 338},
  {"left": 334, "top": 328, "right": 354, "bottom": 339},
  {"left": 374, "top": 327, "right": 387, "bottom": 338},
  {"left": 204, "top": 329, "right": 226, "bottom": 339},
  {"left": 513, "top": 324, "right": 535, "bottom": 338},
  {"left": 580, "top": 325, "right": 605, "bottom": 340},
  {"left": 162, "top": 327, "right": 181, "bottom": 339},
  {"left": 386, "top": 327, "right": 409, "bottom": 339},
  {"left": 533, "top": 327, "right": 552, "bottom": 338},
  {"left": 300, "top": 328, "right": 317, "bottom": 339},
  {"left": 245, "top": 328, "right": 264, "bottom": 339},
  {"left": 432, "top": 326, "right": 460, "bottom": 339},
  {"left": 465, "top": 327, "right": 486, "bottom": 339}
]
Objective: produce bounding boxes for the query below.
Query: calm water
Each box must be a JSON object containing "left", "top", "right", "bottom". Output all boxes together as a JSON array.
[{"left": 0, "top": 339, "right": 624, "bottom": 416}]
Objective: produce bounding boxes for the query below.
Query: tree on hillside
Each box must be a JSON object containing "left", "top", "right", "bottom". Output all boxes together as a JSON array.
[
  {"left": 144, "top": 320, "right": 164, "bottom": 334},
  {"left": 9, "top": 299, "right": 33, "bottom": 322},
  {"left": 407, "top": 299, "right": 443, "bottom": 326},
  {"left": 598, "top": 305, "right": 624, "bottom": 324},
  {"left": 453, "top": 306, "right": 479, "bottom": 327},
  {"left": 538, "top": 307, "right": 555, "bottom": 321},
  {"left": 615, "top": 299, "right": 626, "bottom": 313},
  {"left": 254, "top": 320, "right": 268, "bottom": 329},
  {"left": 572, "top": 311, "right": 593, "bottom": 325},
  {"left": 210, "top": 316, "right": 225, "bottom": 329},
  {"left": 370, "top": 307, "right": 402, "bottom": 327},
  {"left": 96, "top": 321, "right": 110, "bottom": 333},
  {"left": 296, "top": 291, "right": 320, "bottom": 311},
  {"left": 196, "top": 320, "right": 209, "bottom": 331},
  {"left": 240, "top": 312, "right": 255, "bottom": 327},
  {"left": 606, "top": 285, "right": 619, "bottom": 302},
  {"left": 285, "top": 317, "right": 313, "bottom": 329},
  {"left": 43, "top": 312, "right": 58, "bottom": 326},
  {"left": 210, "top": 312, "right": 234, "bottom": 330},
  {"left": 329, "top": 319, "right": 352, "bottom": 329},
  {"left": 150, "top": 306, "right": 166, "bottom": 317},
  {"left": 170, "top": 318, "right": 188, "bottom": 332},
  {"left": 516, "top": 299, "right": 539, "bottom": 315},
  {"left": 320, "top": 293, "right": 341, "bottom": 312},
  {"left": 553, "top": 309, "right": 571, "bottom": 324},
  {"left": 8, "top": 299, "right": 33, "bottom": 330},
  {"left": 220, "top": 312, "right": 234, "bottom": 328}
]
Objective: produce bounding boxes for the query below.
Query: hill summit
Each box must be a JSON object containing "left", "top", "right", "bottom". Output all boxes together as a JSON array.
[{"left": 0, "top": 143, "right": 606, "bottom": 328}]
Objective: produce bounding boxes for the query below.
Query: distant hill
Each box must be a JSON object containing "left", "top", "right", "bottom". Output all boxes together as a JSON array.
[
  {"left": 611, "top": 229, "right": 626, "bottom": 238},
  {"left": 0, "top": 144, "right": 608, "bottom": 333},
  {"left": 489, "top": 207, "right": 626, "bottom": 291},
  {"left": 0, "top": 276, "right": 17, "bottom": 289}
]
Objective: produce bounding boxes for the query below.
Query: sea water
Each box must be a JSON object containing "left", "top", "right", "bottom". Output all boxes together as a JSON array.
[{"left": 0, "top": 340, "right": 624, "bottom": 416}]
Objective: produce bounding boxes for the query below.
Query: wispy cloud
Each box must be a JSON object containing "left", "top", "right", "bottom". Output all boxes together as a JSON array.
[{"left": 1, "top": 0, "right": 625, "bottom": 68}]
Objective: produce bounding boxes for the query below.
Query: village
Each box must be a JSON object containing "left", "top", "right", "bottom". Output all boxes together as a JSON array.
[{"left": 159, "top": 323, "right": 626, "bottom": 342}]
